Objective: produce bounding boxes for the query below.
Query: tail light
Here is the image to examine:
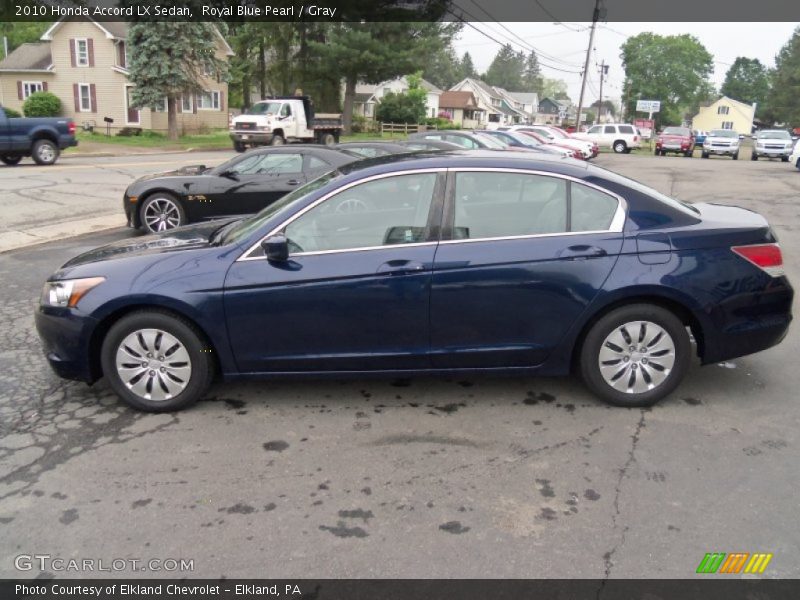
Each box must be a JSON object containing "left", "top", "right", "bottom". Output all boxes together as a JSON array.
[
  {"left": 731, "top": 243, "right": 784, "bottom": 277},
  {"left": 633, "top": 135, "right": 639, "bottom": 142},
  {"left": 68, "top": 121, "right": 76, "bottom": 135}
]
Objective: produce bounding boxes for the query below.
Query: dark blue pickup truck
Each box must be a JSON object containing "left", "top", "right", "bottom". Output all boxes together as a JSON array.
[{"left": 0, "top": 107, "right": 78, "bottom": 166}]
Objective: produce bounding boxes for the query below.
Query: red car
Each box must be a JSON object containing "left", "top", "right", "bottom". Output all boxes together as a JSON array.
[
  {"left": 515, "top": 130, "right": 585, "bottom": 160},
  {"left": 655, "top": 126, "right": 695, "bottom": 157}
]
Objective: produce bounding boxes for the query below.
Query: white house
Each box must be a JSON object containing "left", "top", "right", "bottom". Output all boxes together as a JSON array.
[
  {"left": 347, "top": 76, "right": 442, "bottom": 120},
  {"left": 449, "top": 78, "right": 532, "bottom": 127}
]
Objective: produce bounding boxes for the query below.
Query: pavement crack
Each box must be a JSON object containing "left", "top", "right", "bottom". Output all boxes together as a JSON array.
[{"left": 598, "top": 409, "right": 646, "bottom": 596}]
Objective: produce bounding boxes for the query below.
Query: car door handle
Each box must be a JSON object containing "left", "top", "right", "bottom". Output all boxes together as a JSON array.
[
  {"left": 561, "top": 245, "right": 608, "bottom": 258},
  {"left": 377, "top": 260, "right": 426, "bottom": 275},
  {"left": 286, "top": 179, "right": 301, "bottom": 186}
]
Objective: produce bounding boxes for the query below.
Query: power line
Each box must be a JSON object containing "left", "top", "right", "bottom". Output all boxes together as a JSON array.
[{"left": 532, "top": 0, "right": 586, "bottom": 31}]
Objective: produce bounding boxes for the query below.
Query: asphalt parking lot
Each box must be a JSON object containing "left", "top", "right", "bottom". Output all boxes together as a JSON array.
[{"left": 0, "top": 150, "right": 798, "bottom": 579}]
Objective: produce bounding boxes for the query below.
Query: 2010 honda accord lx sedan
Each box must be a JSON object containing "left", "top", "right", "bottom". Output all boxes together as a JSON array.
[{"left": 35, "top": 151, "right": 793, "bottom": 412}]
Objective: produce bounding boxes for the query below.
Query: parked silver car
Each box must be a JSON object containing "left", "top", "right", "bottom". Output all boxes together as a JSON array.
[
  {"left": 752, "top": 130, "right": 794, "bottom": 162},
  {"left": 701, "top": 129, "right": 740, "bottom": 160}
]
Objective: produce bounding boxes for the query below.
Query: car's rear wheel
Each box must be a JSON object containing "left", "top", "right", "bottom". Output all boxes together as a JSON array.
[
  {"left": 31, "top": 139, "right": 59, "bottom": 165},
  {"left": 613, "top": 140, "right": 627, "bottom": 153},
  {"left": 1, "top": 154, "right": 22, "bottom": 165},
  {"left": 140, "top": 193, "right": 186, "bottom": 233},
  {"left": 751, "top": 153, "right": 758, "bottom": 161},
  {"left": 781, "top": 156, "right": 789, "bottom": 162},
  {"left": 270, "top": 134, "right": 285, "bottom": 146},
  {"left": 701, "top": 152, "right": 709, "bottom": 159},
  {"left": 684, "top": 149, "right": 692, "bottom": 157},
  {"left": 654, "top": 148, "right": 661, "bottom": 156},
  {"left": 732, "top": 152, "right": 739, "bottom": 160},
  {"left": 319, "top": 132, "right": 336, "bottom": 146},
  {"left": 579, "top": 304, "right": 691, "bottom": 407},
  {"left": 233, "top": 141, "right": 246, "bottom": 152},
  {"left": 101, "top": 311, "right": 214, "bottom": 412}
]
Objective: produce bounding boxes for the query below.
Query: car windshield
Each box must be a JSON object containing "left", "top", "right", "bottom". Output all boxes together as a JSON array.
[
  {"left": 546, "top": 128, "right": 569, "bottom": 139},
  {"left": 246, "top": 102, "right": 283, "bottom": 115},
  {"left": 709, "top": 130, "right": 738, "bottom": 138},
  {"left": 758, "top": 130, "right": 791, "bottom": 139},
  {"left": 219, "top": 170, "right": 342, "bottom": 245},
  {"left": 663, "top": 127, "right": 690, "bottom": 136},
  {"left": 473, "top": 133, "right": 508, "bottom": 149}
]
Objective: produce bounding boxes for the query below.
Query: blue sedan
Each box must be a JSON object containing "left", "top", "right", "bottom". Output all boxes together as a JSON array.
[{"left": 36, "top": 152, "right": 793, "bottom": 411}]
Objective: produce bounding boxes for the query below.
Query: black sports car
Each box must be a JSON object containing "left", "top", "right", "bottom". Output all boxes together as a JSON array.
[
  {"left": 334, "top": 141, "right": 410, "bottom": 158},
  {"left": 124, "top": 146, "right": 357, "bottom": 233}
]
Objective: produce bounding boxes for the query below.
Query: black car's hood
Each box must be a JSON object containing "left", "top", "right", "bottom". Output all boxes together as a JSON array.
[
  {"left": 134, "top": 164, "right": 210, "bottom": 183},
  {"left": 61, "top": 220, "right": 228, "bottom": 268}
]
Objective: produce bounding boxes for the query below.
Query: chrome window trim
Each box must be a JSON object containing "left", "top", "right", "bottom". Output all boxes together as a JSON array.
[
  {"left": 237, "top": 168, "right": 445, "bottom": 262},
  {"left": 236, "top": 166, "right": 627, "bottom": 262}
]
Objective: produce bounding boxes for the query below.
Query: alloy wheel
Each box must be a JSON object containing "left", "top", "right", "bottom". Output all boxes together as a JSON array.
[{"left": 144, "top": 197, "right": 182, "bottom": 232}]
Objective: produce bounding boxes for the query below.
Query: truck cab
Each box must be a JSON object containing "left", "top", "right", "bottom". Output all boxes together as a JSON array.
[{"left": 229, "top": 96, "right": 341, "bottom": 151}]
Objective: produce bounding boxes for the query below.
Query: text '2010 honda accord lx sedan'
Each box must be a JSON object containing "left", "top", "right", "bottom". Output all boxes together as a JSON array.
[{"left": 36, "top": 151, "right": 793, "bottom": 412}]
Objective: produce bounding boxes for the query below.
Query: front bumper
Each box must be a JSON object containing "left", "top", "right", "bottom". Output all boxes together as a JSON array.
[
  {"left": 704, "top": 146, "right": 738, "bottom": 155},
  {"left": 35, "top": 305, "right": 99, "bottom": 383},
  {"left": 753, "top": 148, "right": 791, "bottom": 157},
  {"left": 230, "top": 131, "right": 272, "bottom": 144}
]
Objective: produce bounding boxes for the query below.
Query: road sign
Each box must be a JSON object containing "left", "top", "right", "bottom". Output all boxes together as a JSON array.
[
  {"left": 558, "top": 110, "right": 566, "bottom": 119},
  {"left": 636, "top": 100, "right": 661, "bottom": 113}
]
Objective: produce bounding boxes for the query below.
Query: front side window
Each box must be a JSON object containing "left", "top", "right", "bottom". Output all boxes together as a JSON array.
[
  {"left": 453, "top": 172, "right": 568, "bottom": 239},
  {"left": 284, "top": 172, "right": 438, "bottom": 254},
  {"left": 230, "top": 153, "right": 303, "bottom": 176},
  {"left": 280, "top": 104, "right": 292, "bottom": 118},
  {"left": 588, "top": 125, "right": 602, "bottom": 134}
]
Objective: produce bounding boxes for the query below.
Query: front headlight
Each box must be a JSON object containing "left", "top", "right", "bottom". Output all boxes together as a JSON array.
[{"left": 41, "top": 277, "right": 105, "bottom": 308}]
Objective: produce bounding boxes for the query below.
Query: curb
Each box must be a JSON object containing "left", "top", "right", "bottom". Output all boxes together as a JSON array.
[
  {"left": 0, "top": 215, "right": 126, "bottom": 254},
  {"left": 61, "top": 146, "right": 232, "bottom": 159}
]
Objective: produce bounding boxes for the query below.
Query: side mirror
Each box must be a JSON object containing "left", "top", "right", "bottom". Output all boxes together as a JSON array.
[
  {"left": 220, "top": 169, "right": 239, "bottom": 180},
  {"left": 261, "top": 234, "right": 289, "bottom": 262}
]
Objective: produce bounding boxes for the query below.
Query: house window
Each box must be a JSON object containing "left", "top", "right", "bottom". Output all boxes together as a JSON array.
[
  {"left": 181, "top": 95, "right": 193, "bottom": 112},
  {"left": 22, "top": 82, "right": 43, "bottom": 98},
  {"left": 717, "top": 106, "right": 730, "bottom": 115},
  {"left": 198, "top": 91, "right": 220, "bottom": 110},
  {"left": 721, "top": 121, "right": 734, "bottom": 130},
  {"left": 76, "top": 39, "right": 89, "bottom": 66},
  {"left": 78, "top": 83, "right": 91, "bottom": 111},
  {"left": 153, "top": 97, "right": 168, "bottom": 112},
  {"left": 116, "top": 42, "right": 127, "bottom": 68}
]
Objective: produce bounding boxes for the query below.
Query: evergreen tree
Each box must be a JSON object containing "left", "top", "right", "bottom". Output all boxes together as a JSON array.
[
  {"left": 522, "top": 51, "right": 543, "bottom": 92},
  {"left": 484, "top": 44, "right": 525, "bottom": 90},
  {"left": 766, "top": 27, "right": 800, "bottom": 126},
  {"left": 460, "top": 52, "right": 477, "bottom": 80}
]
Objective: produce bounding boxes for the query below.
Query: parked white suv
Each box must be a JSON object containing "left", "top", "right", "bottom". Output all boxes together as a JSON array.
[
  {"left": 752, "top": 129, "right": 794, "bottom": 162},
  {"left": 575, "top": 123, "right": 642, "bottom": 154},
  {"left": 702, "top": 129, "right": 740, "bottom": 160}
]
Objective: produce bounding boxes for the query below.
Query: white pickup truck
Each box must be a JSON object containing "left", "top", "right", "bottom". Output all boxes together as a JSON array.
[{"left": 229, "top": 96, "right": 343, "bottom": 151}]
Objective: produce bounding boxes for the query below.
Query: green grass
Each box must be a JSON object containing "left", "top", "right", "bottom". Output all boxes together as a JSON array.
[{"left": 72, "top": 130, "right": 232, "bottom": 150}]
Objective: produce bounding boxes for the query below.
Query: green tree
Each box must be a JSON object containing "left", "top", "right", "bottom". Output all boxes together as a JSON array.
[
  {"left": 522, "top": 51, "right": 542, "bottom": 92},
  {"left": 310, "top": 21, "right": 456, "bottom": 133},
  {"left": 620, "top": 32, "right": 713, "bottom": 126},
  {"left": 22, "top": 91, "right": 60, "bottom": 117},
  {"left": 424, "top": 43, "right": 462, "bottom": 90},
  {"left": 766, "top": 27, "right": 800, "bottom": 127},
  {"left": 484, "top": 44, "right": 525, "bottom": 90},
  {"left": 721, "top": 57, "right": 770, "bottom": 113},
  {"left": 376, "top": 74, "right": 428, "bottom": 123},
  {"left": 460, "top": 52, "right": 477, "bottom": 80},
  {"left": 540, "top": 77, "right": 570, "bottom": 101},
  {"left": 126, "top": 21, "right": 227, "bottom": 140},
  {"left": 0, "top": 22, "right": 49, "bottom": 53}
]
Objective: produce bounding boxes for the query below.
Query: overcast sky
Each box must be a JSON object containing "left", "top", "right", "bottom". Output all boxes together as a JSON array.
[{"left": 453, "top": 22, "right": 799, "bottom": 107}]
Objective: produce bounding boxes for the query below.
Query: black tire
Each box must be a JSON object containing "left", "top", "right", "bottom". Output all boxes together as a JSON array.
[
  {"left": 751, "top": 153, "right": 758, "bottom": 161},
  {"left": 781, "top": 156, "right": 789, "bottom": 162},
  {"left": 654, "top": 148, "right": 660, "bottom": 156},
  {"left": 732, "top": 152, "right": 738, "bottom": 160},
  {"left": 269, "top": 134, "right": 285, "bottom": 146},
  {"left": 1, "top": 155, "right": 22, "bottom": 166},
  {"left": 579, "top": 304, "right": 691, "bottom": 407},
  {"left": 613, "top": 140, "right": 627, "bottom": 154},
  {"left": 101, "top": 310, "right": 215, "bottom": 412},
  {"left": 319, "top": 132, "right": 336, "bottom": 146},
  {"left": 701, "top": 152, "right": 709, "bottom": 159},
  {"left": 139, "top": 193, "right": 186, "bottom": 233},
  {"left": 684, "top": 149, "right": 692, "bottom": 157},
  {"left": 31, "top": 139, "right": 59, "bottom": 165},
  {"left": 233, "top": 141, "right": 246, "bottom": 152}
]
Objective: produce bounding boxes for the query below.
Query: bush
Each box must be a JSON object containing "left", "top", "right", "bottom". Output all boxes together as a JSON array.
[
  {"left": 376, "top": 91, "right": 427, "bottom": 124},
  {"left": 3, "top": 107, "right": 22, "bottom": 118},
  {"left": 117, "top": 127, "right": 143, "bottom": 137},
  {"left": 22, "top": 92, "right": 62, "bottom": 117},
  {"left": 426, "top": 117, "right": 457, "bottom": 130}
]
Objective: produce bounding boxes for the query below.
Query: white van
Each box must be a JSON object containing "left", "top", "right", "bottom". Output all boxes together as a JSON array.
[{"left": 574, "top": 123, "right": 642, "bottom": 154}]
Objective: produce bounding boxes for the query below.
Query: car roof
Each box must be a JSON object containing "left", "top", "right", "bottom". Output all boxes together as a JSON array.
[{"left": 336, "top": 141, "right": 408, "bottom": 150}]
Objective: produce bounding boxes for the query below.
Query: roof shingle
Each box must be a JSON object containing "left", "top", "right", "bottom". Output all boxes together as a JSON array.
[{"left": 0, "top": 42, "right": 52, "bottom": 71}]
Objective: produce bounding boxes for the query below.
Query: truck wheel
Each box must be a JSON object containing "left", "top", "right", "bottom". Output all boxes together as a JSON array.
[
  {"left": 233, "top": 141, "right": 246, "bottom": 153},
  {"left": 270, "top": 134, "right": 285, "bottom": 146},
  {"left": 32, "top": 139, "right": 59, "bottom": 165},
  {"left": 320, "top": 132, "right": 336, "bottom": 146},
  {"left": 0, "top": 155, "right": 22, "bottom": 166},
  {"left": 613, "top": 140, "right": 627, "bottom": 154}
]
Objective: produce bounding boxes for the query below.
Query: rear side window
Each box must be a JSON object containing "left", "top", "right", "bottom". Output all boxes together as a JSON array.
[
  {"left": 307, "top": 156, "right": 330, "bottom": 170},
  {"left": 604, "top": 126, "right": 616, "bottom": 134},
  {"left": 618, "top": 126, "right": 635, "bottom": 134},
  {"left": 453, "top": 172, "right": 568, "bottom": 239},
  {"left": 571, "top": 184, "right": 618, "bottom": 231}
]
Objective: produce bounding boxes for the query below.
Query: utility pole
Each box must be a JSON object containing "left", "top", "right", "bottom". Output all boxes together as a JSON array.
[
  {"left": 597, "top": 60, "right": 608, "bottom": 123},
  {"left": 575, "top": 0, "right": 603, "bottom": 132}
]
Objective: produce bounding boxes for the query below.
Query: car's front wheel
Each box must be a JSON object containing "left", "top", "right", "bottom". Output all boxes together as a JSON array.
[
  {"left": 233, "top": 141, "right": 246, "bottom": 153},
  {"left": 101, "top": 311, "right": 214, "bottom": 412},
  {"left": 579, "top": 304, "right": 691, "bottom": 407},
  {"left": 140, "top": 193, "right": 186, "bottom": 233},
  {"left": 1, "top": 154, "right": 22, "bottom": 165},
  {"left": 732, "top": 152, "right": 739, "bottom": 160}
]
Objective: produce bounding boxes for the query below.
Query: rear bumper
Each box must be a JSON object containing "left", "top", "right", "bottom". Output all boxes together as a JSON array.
[
  {"left": 702, "top": 277, "right": 794, "bottom": 364},
  {"left": 59, "top": 135, "right": 78, "bottom": 149}
]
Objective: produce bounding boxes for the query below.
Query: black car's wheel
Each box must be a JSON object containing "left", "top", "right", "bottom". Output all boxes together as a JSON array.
[
  {"left": 31, "top": 139, "right": 59, "bottom": 165},
  {"left": 140, "top": 193, "right": 186, "bottom": 233},
  {"left": 233, "top": 141, "right": 246, "bottom": 153},
  {"left": 1, "top": 155, "right": 22, "bottom": 166},
  {"left": 579, "top": 304, "right": 691, "bottom": 407},
  {"left": 101, "top": 311, "right": 214, "bottom": 412},
  {"left": 613, "top": 140, "right": 627, "bottom": 154},
  {"left": 732, "top": 152, "right": 738, "bottom": 160},
  {"left": 270, "top": 134, "right": 285, "bottom": 146}
]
